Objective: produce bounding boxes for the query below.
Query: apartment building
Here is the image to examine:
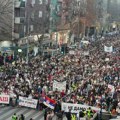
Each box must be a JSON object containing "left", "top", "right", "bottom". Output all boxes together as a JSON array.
[
  {"left": 14, "top": 0, "right": 26, "bottom": 40},
  {"left": 107, "top": 0, "right": 120, "bottom": 22},
  {"left": 26, "top": 0, "right": 50, "bottom": 35}
]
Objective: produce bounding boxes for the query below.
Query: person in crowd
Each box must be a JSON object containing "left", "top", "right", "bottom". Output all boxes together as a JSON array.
[
  {"left": 12, "top": 113, "right": 17, "bottom": 120},
  {"left": 44, "top": 109, "right": 48, "bottom": 120},
  {"left": 19, "top": 114, "right": 25, "bottom": 120},
  {"left": 54, "top": 101, "right": 61, "bottom": 113},
  {"left": 86, "top": 107, "right": 94, "bottom": 118},
  {"left": 0, "top": 33, "right": 120, "bottom": 120},
  {"left": 66, "top": 110, "right": 71, "bottom": 120}
]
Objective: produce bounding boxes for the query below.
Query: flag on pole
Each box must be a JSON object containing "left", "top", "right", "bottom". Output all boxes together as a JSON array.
[{"left": 42, "top": 96, "right": 56, "bottom": 109}]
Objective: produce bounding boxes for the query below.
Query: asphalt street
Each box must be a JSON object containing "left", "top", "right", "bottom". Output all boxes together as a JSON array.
[{"left": 0, "top": 106, "right": 44, "bottom": 120}]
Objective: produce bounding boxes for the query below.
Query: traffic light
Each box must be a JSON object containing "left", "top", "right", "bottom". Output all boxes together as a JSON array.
[
  {"left": 61, "top": 46, "right": 64, "bottom": 54},
  {"left": 61, "top": 44, "right": 68, "bottom": 54}
]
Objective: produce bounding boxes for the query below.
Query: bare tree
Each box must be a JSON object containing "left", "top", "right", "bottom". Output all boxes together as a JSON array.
[
  {"left": 0, "top": 0, "right": 13, "bottom": 41},
  {"left": 86, "top": 0, "right": 96, "bottom": 27}
]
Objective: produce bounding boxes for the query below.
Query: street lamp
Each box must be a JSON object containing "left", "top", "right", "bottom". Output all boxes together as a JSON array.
[
  {"left": 18, "top": 49, "right": 22, "bottom": 53},
  {"left": 18, "top": 48, "right": 22, "bottom": 62}
]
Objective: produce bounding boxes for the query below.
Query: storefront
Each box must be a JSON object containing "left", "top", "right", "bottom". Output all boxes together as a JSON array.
[{"left": 51, "top": 30, "right": 70, "bottom": 46}]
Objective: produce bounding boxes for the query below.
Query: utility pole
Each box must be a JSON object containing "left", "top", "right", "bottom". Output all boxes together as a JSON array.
[
  {"left": 26, "top": 36, "right": 29, "bottom": 64},
  {"left": 12, "top": 0, "right": 15, "bottom": 41},
  {"left": 77, "top": 0, "right": 81, "bottom": 39},
  {"left": 26, "top": 3, "right": 30, "bottom": 64}
]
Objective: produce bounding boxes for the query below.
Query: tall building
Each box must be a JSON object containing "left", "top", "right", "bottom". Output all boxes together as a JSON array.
[
  {"left": 0, "top": 0, "right": 26, "bottom": 43},
  {"left": 14, "top": 0, "right": 26, "bottom": 40},
  {"left": 0, "top": 0, "right": 26, "bottom": 56},
  {"left": 107, "top": 0, "right": 120, "bottom": 22},
  {"left": 49, "top": 0, "right": 61, "bottom": 33},
  {"left": 26, "top": 0, "right": 50, "bottom": 35}
]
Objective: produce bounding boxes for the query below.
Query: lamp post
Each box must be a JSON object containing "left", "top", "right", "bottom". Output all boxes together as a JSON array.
[
  {"left": 26, "top": 37, "right": 29, "bottom": 64},
  {"left": 18, "top": 49, "right": 22, "bottom": 62},
  {"left": 77, "top": 0, "right": 81, "bottom": 39},
  {"left": 26, "top": 11, "right": 30, "bottom": 64}
]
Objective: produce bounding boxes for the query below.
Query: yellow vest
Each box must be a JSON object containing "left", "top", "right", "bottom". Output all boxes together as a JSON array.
[
  {"left": 71, "top": 114, "right": 76, "bottom": 120},
  {"left": 84, "top": 111, "right": 87, "bottom": 116}
]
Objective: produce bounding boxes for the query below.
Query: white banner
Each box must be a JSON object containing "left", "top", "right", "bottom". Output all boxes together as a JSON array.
[
  {"left": 69, "top": 50, "right": 75, "bottom": 55},
  {"left": 0, "top": 95, "right": 10, "bottom": 104},
  {"left": 19, "top": 96, "right": 38, "bottom": 109},
  {"left": 104, "top": 46, "right": 113, "bottom": 53},
  {"left": 53, "top": 80, "right": 66, "bottom": 92},
  {"left": 79, "top": 118, "right": 86, "bottom": 120},
  {"left": 34, "top": 46, "right": 38, "bottom": 56},
  {"left": 62, "top": 102, "right": 106, "bottom": 113},
  {"left": 108, "top": 84, "right": 115, "bottom": 93},
  {"left": 83, "top": 51, "right": 89, "bottom": 56}
]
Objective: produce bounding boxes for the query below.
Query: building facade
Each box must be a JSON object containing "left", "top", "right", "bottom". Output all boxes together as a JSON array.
[
  {"left": 26, "top": 0, "right": 50, "bottom": 35},
  {"left": 56, "top": 0, "right": 87, "bottom": 40},
  {"left": 14, "top": 0, "right": 26, "bottom": 40},
  {"left": 49, "top": 0, "right": 61, "bottom": 33},
  {"left": 107, "top": 0, "right": 120, "bottom": 22}
]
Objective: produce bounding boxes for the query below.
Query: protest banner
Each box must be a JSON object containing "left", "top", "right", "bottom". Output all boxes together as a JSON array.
[
  {"left": 79, "top": 118, "right": 86, "bottom": 120},
  {"left": 19, "top": 96, "right": 38, "bottom": 109},
  {"left": 83, "top": 51, "right": 89, "bottom": 56},
  {"left": 0, "top": 95, "right": 10, "bottom": 104},
  {"left": 105, "top": 58, "right": 110, "bottom": 61},
  {"left": 69, "top": 50, "right": 75, "bottom": 55},
  {"left": 62, "top": 102, "right": 106, "bottom": 113},
  {"left": 104, "top": 46, "right": 113, "bottom": 53},
  {"left": 108, "top": 84, "right": 115, "bottom": 93},
  {"left": 53, "top": 80, "right": 66, "bottom": 92}
]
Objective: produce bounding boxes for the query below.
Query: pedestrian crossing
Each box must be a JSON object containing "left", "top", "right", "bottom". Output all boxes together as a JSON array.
[{"left": 0, "top": 106, "right": 44, "bottom": 120}]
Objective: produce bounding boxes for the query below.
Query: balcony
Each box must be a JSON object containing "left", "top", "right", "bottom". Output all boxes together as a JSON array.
[
  {"left": 15, "top": 17, "right": 25, "bottom": 24},
  {"left": 14, "top": 1, "right": 25, "bottom": 8},
  {"left": 15, "top": 1, "right": 20, "bottom": 8},
  {"left": 14, "top": 33, "right": 20, "bottom": 39},
  {"left": 15, "top": 17, "right": 20, "bottom": 24}
]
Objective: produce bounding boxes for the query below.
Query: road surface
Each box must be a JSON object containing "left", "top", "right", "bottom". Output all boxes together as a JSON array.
[{"left": 0, "top": 106, "right": 44, "bottom": 120}]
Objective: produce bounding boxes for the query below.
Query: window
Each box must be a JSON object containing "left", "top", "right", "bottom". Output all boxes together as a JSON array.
[
  {"left": 30, "top": 25, "right": 34, "bottom": 31},
  {"left": 15, "top": 8, "right": 20, "bottom": 17},
  {"left": 45, "top": 0, "right": 48, "bottom": 4},
  {"left": 39, "top": 0, "right": 42, "bottom": 4},
  {"left": 20, "top": 8, "right": 25, "bottom": 17},
  {"left": 14, "top": 24, "right": 24, "bottom": 33},
  {"left": 31, "top": 0, "right": 35, "bottom": 7},
  {"left": 39, "top": 11, "right": 42, "bottom": 18},
  {"left": 24, "top": 26, "right": 26, "bottom": 33},
  {"left": 78, "top": 1, "right": 81, "bottom": 6},
  {"left": 31, "top": 12, "right": 34, "bottom": 20}
]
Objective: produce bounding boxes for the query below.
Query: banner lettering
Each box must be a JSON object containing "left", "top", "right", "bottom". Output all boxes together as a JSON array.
[
  {"left": 53, "top": 80, "right": 66, "bottom": 92},
  {"left": 19, "top": 96, "right": 38, "bottom": 109},
  {"left": 0, "top": 95, "right": 10, "bottom": 104},
  {"left": 62, "top": 102, "right": 106, "bottom": 113}
]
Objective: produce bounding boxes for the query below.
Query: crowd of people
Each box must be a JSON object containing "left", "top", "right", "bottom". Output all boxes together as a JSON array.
[{"left": 0, "top": 34, "right": 120, "bottom": 120}]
